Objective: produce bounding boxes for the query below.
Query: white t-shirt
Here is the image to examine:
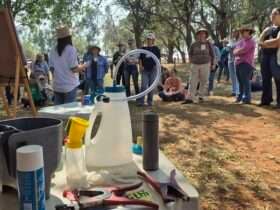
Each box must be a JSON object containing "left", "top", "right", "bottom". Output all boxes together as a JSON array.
[{"left": 49, "top": 45, "right": 79, "bottom": 93}]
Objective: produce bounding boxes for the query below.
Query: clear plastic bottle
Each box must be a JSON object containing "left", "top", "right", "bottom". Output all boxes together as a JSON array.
[
  {"left": 65, "top": 145, "right": 87, "bottom": 189},
  {"left": 65, "top": 117, "right": 89, "bottom": 189}
]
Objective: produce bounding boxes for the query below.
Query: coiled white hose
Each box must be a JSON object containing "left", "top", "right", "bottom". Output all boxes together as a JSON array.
[{"left": 113, "top": 49, "right": 161, "bottom": 101}]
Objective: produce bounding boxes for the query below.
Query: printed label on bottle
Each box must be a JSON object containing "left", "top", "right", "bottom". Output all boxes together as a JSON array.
[{"left": 17, "top": 168, "right": 46, "bottom": 210}]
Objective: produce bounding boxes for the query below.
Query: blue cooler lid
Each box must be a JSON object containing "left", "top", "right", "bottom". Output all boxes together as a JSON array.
[{"left": 105, "top": 85, "right": 125, "bottom": 93}]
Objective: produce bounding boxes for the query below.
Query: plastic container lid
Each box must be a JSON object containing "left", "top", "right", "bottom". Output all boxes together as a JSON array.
[
  {"left": 17, "top": 145, "right": 44, "bottom": 171},
  {"left": 143, "top": 112, "right": 159, "bottom": 122},
  {"left": 105, "top": 85, "right": 125, "bottom": 93}
]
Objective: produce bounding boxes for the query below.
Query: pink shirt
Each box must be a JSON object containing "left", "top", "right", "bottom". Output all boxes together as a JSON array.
[{"left": 234, "top": 37, "right": 256, "bottom": 67}]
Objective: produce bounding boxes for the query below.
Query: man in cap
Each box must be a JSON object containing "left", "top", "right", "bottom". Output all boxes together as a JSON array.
[
  {"left": 138, "top": 33, "right": 161, "bottom": 106},
  {"left": 124, "top": 38, "right": 139, "bottom": 96},
  {"left": 183, "top": 28, "right": 214, "bottom": 104},
  {"left": 49, "top": 26, "right": 86, "bottom": 105},
  {"left": 113, "top": 41, "right": 126, "bottom": 85}
]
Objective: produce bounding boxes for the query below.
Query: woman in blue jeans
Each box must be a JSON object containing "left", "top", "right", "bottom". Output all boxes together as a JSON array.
[{"left": 233, "top": 25, "right": 256, "bottom": 104}]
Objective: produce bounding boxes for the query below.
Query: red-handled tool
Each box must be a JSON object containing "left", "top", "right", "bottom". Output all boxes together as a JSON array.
[{"left": 63, "top": 181, "right": 159, "bottom": 209}]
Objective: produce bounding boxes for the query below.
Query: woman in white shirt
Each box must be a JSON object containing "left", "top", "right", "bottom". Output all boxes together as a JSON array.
[{"left": 49, "top": 26, "right": 86, "bottom": 105}]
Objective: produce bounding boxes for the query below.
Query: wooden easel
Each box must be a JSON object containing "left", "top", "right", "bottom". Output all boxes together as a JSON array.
[
  {"left": 0, "top": 8, "right": 36, "bottom": 117},
  {"left": 0, "top": 57, "right": 37, "bottom": 118}
]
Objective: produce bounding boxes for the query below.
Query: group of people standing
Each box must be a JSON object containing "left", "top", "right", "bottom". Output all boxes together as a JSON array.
[
  {"left": 182, "top": 25, "right": 256, "bottom": 105},
  {"left": 26, "top": 7, "right": 280, "bottom": 108},
  {"left": 182, "top": 7, "right": 280, "bottom": 108},
  {"left": 112, "top": 33, "right": 161, "bottom": 106},
  {"left": 46, "top": 26, "right": 161, "bottom": 106}
]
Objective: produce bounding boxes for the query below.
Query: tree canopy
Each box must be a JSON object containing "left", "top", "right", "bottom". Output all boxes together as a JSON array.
[{"left": 1, "top": 0, "right": 279, "bottom": 62}]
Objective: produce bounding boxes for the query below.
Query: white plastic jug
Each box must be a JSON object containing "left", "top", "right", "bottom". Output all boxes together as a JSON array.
[
  {"left": 85, "top": 49, "right": 161, "bottom": 170},
  {"left": 85, "top": 86, "right": 133, "bottom": 169}
]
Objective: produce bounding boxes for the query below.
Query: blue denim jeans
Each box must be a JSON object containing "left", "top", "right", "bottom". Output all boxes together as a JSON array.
[
  {"left": 83, "top": 79, "right": 104, "bottom": 95},
  {"left": 236, "top": 63, "right": 253, "bottom": 103},
  {"left": 124, "top": 65, "right": 139, "bottom": 96},
  {"left": 208, "top": 65, "right": 218, "bottom": 92},
  {"left": 138, "top": 68, "right": 157, "bottom": 105},
  {"left": 261, "top": 53, "right": 274, "bottom": 104},
  {"left": 54, "top": 87, "right": 77, "bottom": 105},
  {"left": 217, "top": 60, "right": 229, "bottom": 82},
  {"left": 228, "top": 61, "right": 239, "bottom": 95}
]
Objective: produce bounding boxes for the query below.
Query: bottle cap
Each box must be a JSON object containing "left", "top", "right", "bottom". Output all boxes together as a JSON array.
[
  {"left": 67, "top": 117, "right": 89, "bottom": 149},
  {"left": 17, "top": 145, "right": 44, "bottom": 171}
]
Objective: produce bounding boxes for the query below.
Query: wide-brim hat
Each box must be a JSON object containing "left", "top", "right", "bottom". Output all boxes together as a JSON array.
[
  {"left": 239, "top": 25, "right": 255, "bottom": 33},
  {"left": 56, "top": 26, "right": 71, "bottom": 39},
  {"left": 146, "top": 33, "right": 156, "bottom": 40},
  {"left": 92, "top": 45, "right": 101, "bottom": 51},
  {"left": 196, "top": 28, "right": 209, "bottom": 37}
]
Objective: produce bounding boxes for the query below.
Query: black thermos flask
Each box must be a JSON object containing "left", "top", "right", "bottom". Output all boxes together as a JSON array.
[{"left": 143, "top": 112, "right": 159, "bottom": 171}]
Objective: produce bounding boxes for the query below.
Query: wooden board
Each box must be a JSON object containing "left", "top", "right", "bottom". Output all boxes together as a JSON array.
[{"left": 0, "top": 8, "right": 25, "bottom": 84}]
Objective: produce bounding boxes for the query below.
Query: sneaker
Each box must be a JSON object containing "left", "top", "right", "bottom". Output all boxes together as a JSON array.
[
  {"left": 257, "top": 103, "right": 271, "bottom": 107},
  {"left": 234, "top": 99, "right": 242, "bottom": 104},
  {"left": 182, "top": 99, "right": 194, "bottom": 104},
  {"left": 242, "top": 101, "right": 251, "bottom": 105}
]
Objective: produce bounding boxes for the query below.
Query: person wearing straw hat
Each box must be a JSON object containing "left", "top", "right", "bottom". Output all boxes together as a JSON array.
[
  {"left": 83, "top": 44, "right": 108, "bottom": 95},
  {"left": 233, "top": 25, "right": 256, "bottom": 104},
  {"left": 49, "top": 26, "right": 86, "bottom": 105},
  {"left": 138, "top": 32, "right": 161, "bottom": 106},
  {"left": 182, "top": 28, "right": 214, "bottom": 104}
]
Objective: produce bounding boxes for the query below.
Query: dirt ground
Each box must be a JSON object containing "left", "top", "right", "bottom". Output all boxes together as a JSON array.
[{"left": 154, "top": 64, "right": 280, "bottom": 210}]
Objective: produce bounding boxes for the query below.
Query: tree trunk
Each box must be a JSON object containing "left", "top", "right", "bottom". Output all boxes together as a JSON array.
[
  {"left": 185, "top": 20, "right": 193, "bottom": 54},
  {"left": 133, "top": 23, "right": 143, "bottom": 48},
  {"left": 180, "top": 51, "right": 186, "bottom": 64},
  {"left": 176, "top": 48, "right": 186, "bottom": 64},
  {"left": 167, "top": 40, "right": 174, "bottom": 64}
]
